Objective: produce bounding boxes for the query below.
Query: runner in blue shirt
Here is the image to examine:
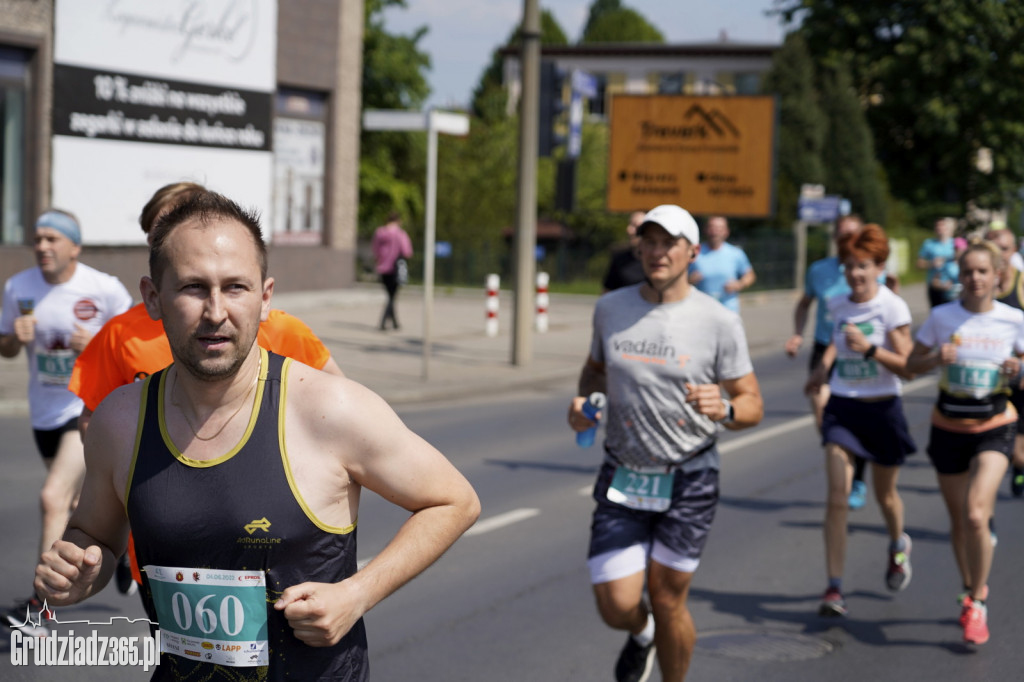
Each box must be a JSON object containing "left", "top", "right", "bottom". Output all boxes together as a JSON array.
[
  {"left": 918, "top": 217, "right": 957, "bottom": 308},
  {"left": 689, "top": 216, "right": 755, "bottom": 312}
]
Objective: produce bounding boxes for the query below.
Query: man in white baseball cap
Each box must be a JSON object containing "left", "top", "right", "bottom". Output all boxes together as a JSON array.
[{"left": 568, "top": 204, "right": 763, "bottom": 681}]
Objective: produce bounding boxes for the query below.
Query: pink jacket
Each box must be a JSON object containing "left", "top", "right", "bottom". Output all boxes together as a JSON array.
[{"left": 372, "top": 222, "right": 413, "bottom": 274}]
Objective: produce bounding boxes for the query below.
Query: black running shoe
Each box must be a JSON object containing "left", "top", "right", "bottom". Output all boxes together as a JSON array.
[
  {"left": 4, "top": 595, "right": 52, "bottom": 637},
  {"left": 115, "top": 554, "right": 138, "bottom": 596},
  {"left": 614, "top": 634, "right": 655, "bottom": 682}
]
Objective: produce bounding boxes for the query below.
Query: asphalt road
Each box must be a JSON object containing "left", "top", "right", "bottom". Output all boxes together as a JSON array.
[{"left": 2, "top": 346, "right": 1023, "bottom": 680}]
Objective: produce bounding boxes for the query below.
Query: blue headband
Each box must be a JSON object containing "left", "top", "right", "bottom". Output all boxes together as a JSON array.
[{"left": 35, "top": 211, "right": 81, "bottom": 245}]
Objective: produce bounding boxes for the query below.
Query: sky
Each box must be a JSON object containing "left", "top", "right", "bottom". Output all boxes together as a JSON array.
[{"left": 383, "top": 0, "right": 792, "bottom": 109}]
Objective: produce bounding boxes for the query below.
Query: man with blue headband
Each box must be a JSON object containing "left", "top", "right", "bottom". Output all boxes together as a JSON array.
[{"left": 0, "top": 209, "right": 132, "bottom": 636}]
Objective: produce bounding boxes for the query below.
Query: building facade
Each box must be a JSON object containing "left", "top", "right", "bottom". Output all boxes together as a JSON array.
[{"left": 0, "top": 0, "right": 363, "bottom": 293}]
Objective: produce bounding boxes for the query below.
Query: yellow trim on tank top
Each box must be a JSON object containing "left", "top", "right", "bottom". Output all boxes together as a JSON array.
[
  {"left": 123, "top": 373, "right": 153, "bottom": 513},
  {"left": 157, "top": 348, "right": 269, "bottom": 467},
  {"left": 278, "top": 356, "right": 357, "bottom": 535}
]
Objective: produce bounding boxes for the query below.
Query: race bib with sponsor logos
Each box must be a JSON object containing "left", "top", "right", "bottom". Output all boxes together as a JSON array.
[
  {"left": 145, "top": 565, "right": 268, "bottom": 667},
  {"left": 37, "top": 349, "right": 75, "bottom": 386},
  {"left": 941, "top": 360, "right": 1005, "bottom": 399}
]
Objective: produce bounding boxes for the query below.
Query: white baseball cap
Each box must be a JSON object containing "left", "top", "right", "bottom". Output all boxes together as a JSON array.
[{"left": 636, "top": 204, "right": 700, "bottom": 245}]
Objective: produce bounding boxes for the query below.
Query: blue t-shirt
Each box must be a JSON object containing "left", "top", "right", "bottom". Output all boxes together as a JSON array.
[
  {"left": 692, "top": 242, "right": 752, "bottom": 312},
  {"left": 935, "top": 259, "right": 960, "bottom": 302},
  {"left": 804, "top": 257, "right": 888, "bottom": 345},
  {"left": 919, "top": 238, "right": 956, "bottom": 284}
]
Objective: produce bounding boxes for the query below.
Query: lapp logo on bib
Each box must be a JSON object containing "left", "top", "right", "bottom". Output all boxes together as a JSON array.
[{"left": 850, "top": 321, "right": 874, "bottom": 335}]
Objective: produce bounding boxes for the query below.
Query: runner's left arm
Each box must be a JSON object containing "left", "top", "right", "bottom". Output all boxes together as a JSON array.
[
  {"left": 275, "top": 376, "right": 480, "bottom": 647},
  {"left": 685, "top": 371, "right": 763, "bottom": 430}
]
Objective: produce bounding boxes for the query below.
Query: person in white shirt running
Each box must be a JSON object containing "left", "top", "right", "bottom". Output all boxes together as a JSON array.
[
  {"left": 805, "top": 223, "right": 916, "bottom": 618},
  {"left": 906, "top": 240, "right": 1024, "bottom": 645},
  {"left": 0, "top": 210, "right": 132, "bottom": 635}
]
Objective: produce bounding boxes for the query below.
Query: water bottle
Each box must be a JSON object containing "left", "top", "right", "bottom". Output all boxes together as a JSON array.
[{"left": 576, "top": 392, "right": 607, "bottom": 448}]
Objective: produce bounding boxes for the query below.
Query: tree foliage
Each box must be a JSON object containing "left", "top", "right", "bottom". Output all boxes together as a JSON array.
[
  {"left": 773, "top": 0, "right": 1024, "bottom": 215},
  {"left": 761, "top": 32, "right": 825, "bottom": 228},
  {"left": 360, "top": 0, "right": 431, "bottom": 232},
  {"left": 580, "top": 8, "right": 664, "bottom": 44},
  {"left": 581, "top": 0, "right": 623, "bottom": 40},
  {"left": 470, "top": 9, "right": 569, "bottom": 122},
  {"left": 817, "top": 60, "right": 886, "bottom": 222}
]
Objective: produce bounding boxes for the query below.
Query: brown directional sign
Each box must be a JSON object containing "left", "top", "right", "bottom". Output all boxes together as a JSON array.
[{"left": 607, "top": 95, "right": 776, "bottom": 217}]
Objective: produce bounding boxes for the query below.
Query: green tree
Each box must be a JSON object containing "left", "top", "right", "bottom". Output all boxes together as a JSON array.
[
  {"left": 581, "top": 0, "right": 623, "bottom": 40},
  {"left": 760, "top": 32, "right": 825, "bottom": 229},
  {"left": 360, "top": 0, "right": 431, "bottom": 232},
  {"left": 470, "top": 9, "right": 569, "bottom": 121},
  {"left": 817, "top": 59, "right": 886, "bottom": 222},
  {"left": 773, "top": 0, "right": 1024, "bottom": 217},
  {"left": 580, "top": 8, "right": 664, "bottom": 44}
]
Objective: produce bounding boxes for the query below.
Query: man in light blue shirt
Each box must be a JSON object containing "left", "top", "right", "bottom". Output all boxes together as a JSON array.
[
  {"left": 917, "top": 217, "right": 957, "bottom": 308},
  {"left": 689, "top": 215, "right": 756, "bottom": 312}
]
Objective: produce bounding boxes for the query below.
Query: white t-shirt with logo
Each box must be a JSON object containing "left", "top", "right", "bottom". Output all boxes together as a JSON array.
[
  {"left": 915, "top": 300, "right": 1024, "bottom": 399},
  {"left": 826, "top": 286, "right": 912, "bottom": 398},
  {"left": 1, "top": 264, "right": 132, "bottom": 429}
]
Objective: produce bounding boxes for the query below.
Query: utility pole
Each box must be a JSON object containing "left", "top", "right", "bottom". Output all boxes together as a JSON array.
[{"left": 512, "top": 0, "right": 540, "bottom": 366}]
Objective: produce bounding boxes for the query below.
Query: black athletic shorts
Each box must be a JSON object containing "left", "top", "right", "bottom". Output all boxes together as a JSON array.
[
  {"left": 927, "top": 423, "right": 1015, "bottom": 475},
  {"left": 588, "top": 460, "right": 719, "bottom": 572},
  {"left": 32, "top": 417, "right": 79, "bottom": 460}
]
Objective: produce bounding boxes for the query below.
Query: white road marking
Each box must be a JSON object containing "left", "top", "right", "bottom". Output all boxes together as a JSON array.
[
  {"left": 463, "top": 508, "right": 541, "bottom": 537},
  {"left": 358, "top": 507, "right": 543, "bottom": 569}
]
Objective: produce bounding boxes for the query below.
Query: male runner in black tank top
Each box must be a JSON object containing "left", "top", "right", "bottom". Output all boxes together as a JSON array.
[{"left": 34, "top": 192, "right": 481, "bottom": 680}]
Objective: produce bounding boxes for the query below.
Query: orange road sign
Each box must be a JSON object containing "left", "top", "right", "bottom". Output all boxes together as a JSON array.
[{"left": 608, "top": 95, "right": 776, "bottom": 217}]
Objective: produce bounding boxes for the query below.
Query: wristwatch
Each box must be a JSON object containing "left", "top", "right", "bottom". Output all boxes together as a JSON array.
[
  {"left": 720, "top": 398, "right": 735, "bottom": 424},
  {"left": 864, "top": 344, "right": 878, "bottom": 359}
]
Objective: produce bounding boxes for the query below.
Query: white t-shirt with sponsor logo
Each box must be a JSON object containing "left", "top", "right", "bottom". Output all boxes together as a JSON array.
[
  {"left": 589, "top": 284, "right": 753, "bottom": 471},
  {"left": 826, "top": 286, "right": 912, "bottom": 398},
  {"left": 1, "top": 264, "right": 132, "bottom": 429},
  {"left": 915, "top": 299, "right": 1024, "bottom": 399}
]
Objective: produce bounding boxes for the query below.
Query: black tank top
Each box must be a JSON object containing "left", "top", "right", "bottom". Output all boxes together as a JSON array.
[
  {"left": 997, "top": 267, "right": 1024, "bottom": 311},
  {"left": 126, "top": 349, "right": 368, "bottom": 681}
]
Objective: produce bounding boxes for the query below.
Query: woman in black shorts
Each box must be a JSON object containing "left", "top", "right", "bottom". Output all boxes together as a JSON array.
[{"left": 906, "top": 241, "right": 1024, "bottom": 645}]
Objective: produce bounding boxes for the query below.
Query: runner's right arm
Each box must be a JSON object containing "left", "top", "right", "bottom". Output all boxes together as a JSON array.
[
  {"left": 569, "top": 355, "right": 607, "bottom": 432},
  {"left": 35, "top": 384, "right": 137, "bottom": 605},
  {"left": 785, "top": 293, "right": 815, "bottom": 357}
]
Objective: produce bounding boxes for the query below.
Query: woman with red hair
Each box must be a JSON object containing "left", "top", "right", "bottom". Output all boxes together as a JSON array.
[{"left": 806, "top": 223, "right": 917, "bottom": 618}]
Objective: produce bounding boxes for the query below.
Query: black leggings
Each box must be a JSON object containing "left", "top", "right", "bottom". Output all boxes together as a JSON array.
[{"left": 380, "top": 272, "right": 400, "bottom": 329}]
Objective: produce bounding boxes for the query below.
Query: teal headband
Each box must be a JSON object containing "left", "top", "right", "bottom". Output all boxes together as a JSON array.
[{"left": 35, "top": 211, "right": 81, "bottom": 245}]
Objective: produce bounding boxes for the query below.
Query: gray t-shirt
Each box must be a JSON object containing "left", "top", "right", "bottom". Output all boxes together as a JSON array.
[{"left": 590, "top": 285, "right": 754, "bottom": 471}]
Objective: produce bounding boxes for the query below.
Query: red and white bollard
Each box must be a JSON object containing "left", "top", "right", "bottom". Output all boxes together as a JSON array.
[
  {"left": 485, "top": 274, "right": 500, "bottom": 337},
  {"left": 535, "top": 272, "right": 549, "bottom": 333}
]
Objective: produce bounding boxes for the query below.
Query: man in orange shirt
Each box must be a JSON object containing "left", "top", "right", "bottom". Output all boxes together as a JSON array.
[{"left": 67, "top": 182, "right": 342, "bottom": 596}]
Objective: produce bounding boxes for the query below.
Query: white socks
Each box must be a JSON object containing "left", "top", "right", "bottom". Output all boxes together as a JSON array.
[{"left": 632, "top": 612, "right": 655, "bottom": 647}]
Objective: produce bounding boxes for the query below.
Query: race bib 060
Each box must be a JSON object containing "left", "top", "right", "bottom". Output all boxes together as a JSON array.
[{"left": 145, "top": 565, "right": 269, "bottom": 668}]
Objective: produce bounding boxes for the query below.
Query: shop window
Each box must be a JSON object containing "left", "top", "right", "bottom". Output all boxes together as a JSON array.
[
  {"left": 272, "top": 87, "right": 328, "bottom": 245},
  {"left": 0, "top": 46, "right": 30, "bottom": 246}
]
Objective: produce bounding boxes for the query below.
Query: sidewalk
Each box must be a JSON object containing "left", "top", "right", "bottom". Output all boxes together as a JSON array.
[{"left": 0, "top": 282, "right": 929, "bottom": 415}]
